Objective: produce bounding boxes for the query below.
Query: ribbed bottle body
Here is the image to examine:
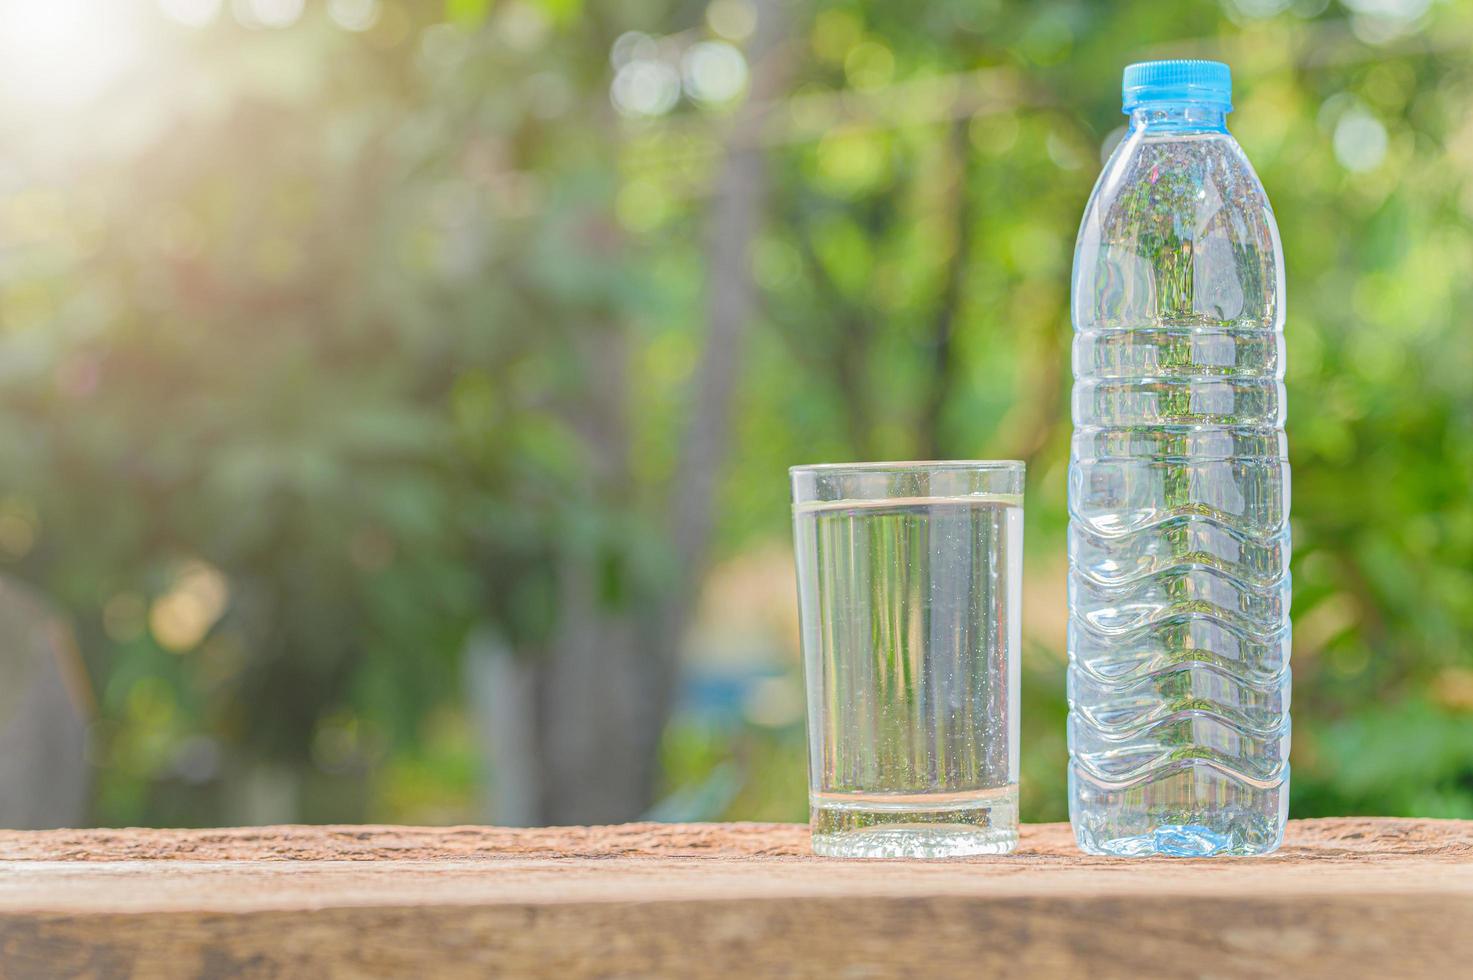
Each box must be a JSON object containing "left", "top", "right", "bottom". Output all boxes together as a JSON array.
[{"left": 1067, "top": 121, "right": 1290, "bottom": 856}]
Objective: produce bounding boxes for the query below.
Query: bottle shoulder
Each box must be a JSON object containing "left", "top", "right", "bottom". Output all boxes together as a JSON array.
[
  {"left": 1072, "top": 128, "right": 1285, "bottom": 333},
  {"left": 1085, "top": 130, "right": 1275, "bottom": 230}
]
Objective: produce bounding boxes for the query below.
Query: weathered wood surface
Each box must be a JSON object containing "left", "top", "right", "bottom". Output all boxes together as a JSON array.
[{"left": 0, "top": 818, "right": 1469, "bottom": 978}]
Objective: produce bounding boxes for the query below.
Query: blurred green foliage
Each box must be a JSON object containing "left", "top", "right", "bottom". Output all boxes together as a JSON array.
[{"left": 0, "top": 0, "right": 1467, "bottom": 826}]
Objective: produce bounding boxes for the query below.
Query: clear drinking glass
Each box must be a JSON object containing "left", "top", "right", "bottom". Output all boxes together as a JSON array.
[{"left": 791, "top": 461, "right": 1024, "bottom": 858}]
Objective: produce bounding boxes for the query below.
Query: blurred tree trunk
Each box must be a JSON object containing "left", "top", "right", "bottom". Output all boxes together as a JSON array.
[
  {"left": 916, "top": 118, "right": 976, "bottom": 460},
  {"left": 534, "top": 319, "right": 657, "bottom": 825},
  {"left": 0, "top": 580, "right": 92, "bottom": 829},
  {"left": 466, "top": 628, "right": 539, "bottom": 826},
  {"left": 472, "top": 0, "right": 788, "bottom": 825}
]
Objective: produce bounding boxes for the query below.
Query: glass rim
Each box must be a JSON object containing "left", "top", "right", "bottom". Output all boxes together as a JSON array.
[{"left": 788, "top": 459, "right": 1024, "bottom": 476}]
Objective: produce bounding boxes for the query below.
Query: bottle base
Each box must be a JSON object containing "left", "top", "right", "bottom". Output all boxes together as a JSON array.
[
  {"left": 1073, "top": 823, "right": 1281, "bottom": 858},
  {"left": 1068, "top": 763, "right": 1288, "bottom": 857},
  {"left": 811, "top": 787, "right": 1018, "bottom": 859}
]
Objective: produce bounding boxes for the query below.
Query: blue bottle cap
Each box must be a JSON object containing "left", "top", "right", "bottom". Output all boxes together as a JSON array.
[{"left": 1122, "top": 60, "right": 1232, "bottom": 113}]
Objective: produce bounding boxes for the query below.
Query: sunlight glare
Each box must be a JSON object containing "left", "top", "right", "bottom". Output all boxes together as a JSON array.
[{"left": 0, "top": 0, "right": 145, "bottom": 109}]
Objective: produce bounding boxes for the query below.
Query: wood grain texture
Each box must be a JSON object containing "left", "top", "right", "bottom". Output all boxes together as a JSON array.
[{"left": 0, "top": 819, "right": 1469, "bottom": 979}]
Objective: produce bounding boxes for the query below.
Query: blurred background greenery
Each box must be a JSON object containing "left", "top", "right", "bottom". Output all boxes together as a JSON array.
[{"left": 0, "top": 0, "right": 1467, "bottom": 829}]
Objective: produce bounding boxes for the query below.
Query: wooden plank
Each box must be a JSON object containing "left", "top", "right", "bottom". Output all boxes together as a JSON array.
[{"left": 0, "top": 819, "right": 1468, "bottom": 978}]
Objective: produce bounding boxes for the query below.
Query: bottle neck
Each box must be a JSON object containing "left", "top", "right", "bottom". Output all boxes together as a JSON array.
[{"left": 1127, "top": 102, "right": 1229, "bottom": 135}]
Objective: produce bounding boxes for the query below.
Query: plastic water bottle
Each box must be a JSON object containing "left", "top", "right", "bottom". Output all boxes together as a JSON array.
[{"left": 1067, "top": 61, "right": 1290, "bottom": 856}]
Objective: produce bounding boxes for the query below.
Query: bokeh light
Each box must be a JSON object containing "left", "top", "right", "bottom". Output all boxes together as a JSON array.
[
  {"left": 1343, "top": 0, "right": 1433, "bottom": 43},
  {"left": 682, "top": 41, "right": 749, "bottom": 107},
  {"left": 0, "top": 498, "right": 38, "bottom": 561},
  {"left": 844, "top": 40, "right": 895, "bottom": 92},
  {"left": 706, "top": 0, "right": 757, "bottom": 42},
  {"left": 234, "top": 0, "right": 303, "bottom": 30},
  {"left": 612, "top": 56, "right": 681, "bottom": 117},
  {"left": 611, "top": 30, "right": 658, "bottom": 69},
  {"left": 148, "top": 562, "right": 231, "bottom": 654},
  {"left": 495, "top": 1, "right": 550, "bottom": 51},
  {"left": 1229, "top": 0, "right": 1295, "bottom": 17},
  {"left": 158, "top": 0, "right": 223, "bottom": 27},
  {"left": 328, "top": 0, "right": 379, "bottom": 33},
  {"left": 1334, "top": 106, "right": 1389, "bottom": 172}
]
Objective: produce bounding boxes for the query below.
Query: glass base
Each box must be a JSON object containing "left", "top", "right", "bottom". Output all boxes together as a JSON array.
[{"left": 810, "top": 787, "right": 1018, "bottom": 859}]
